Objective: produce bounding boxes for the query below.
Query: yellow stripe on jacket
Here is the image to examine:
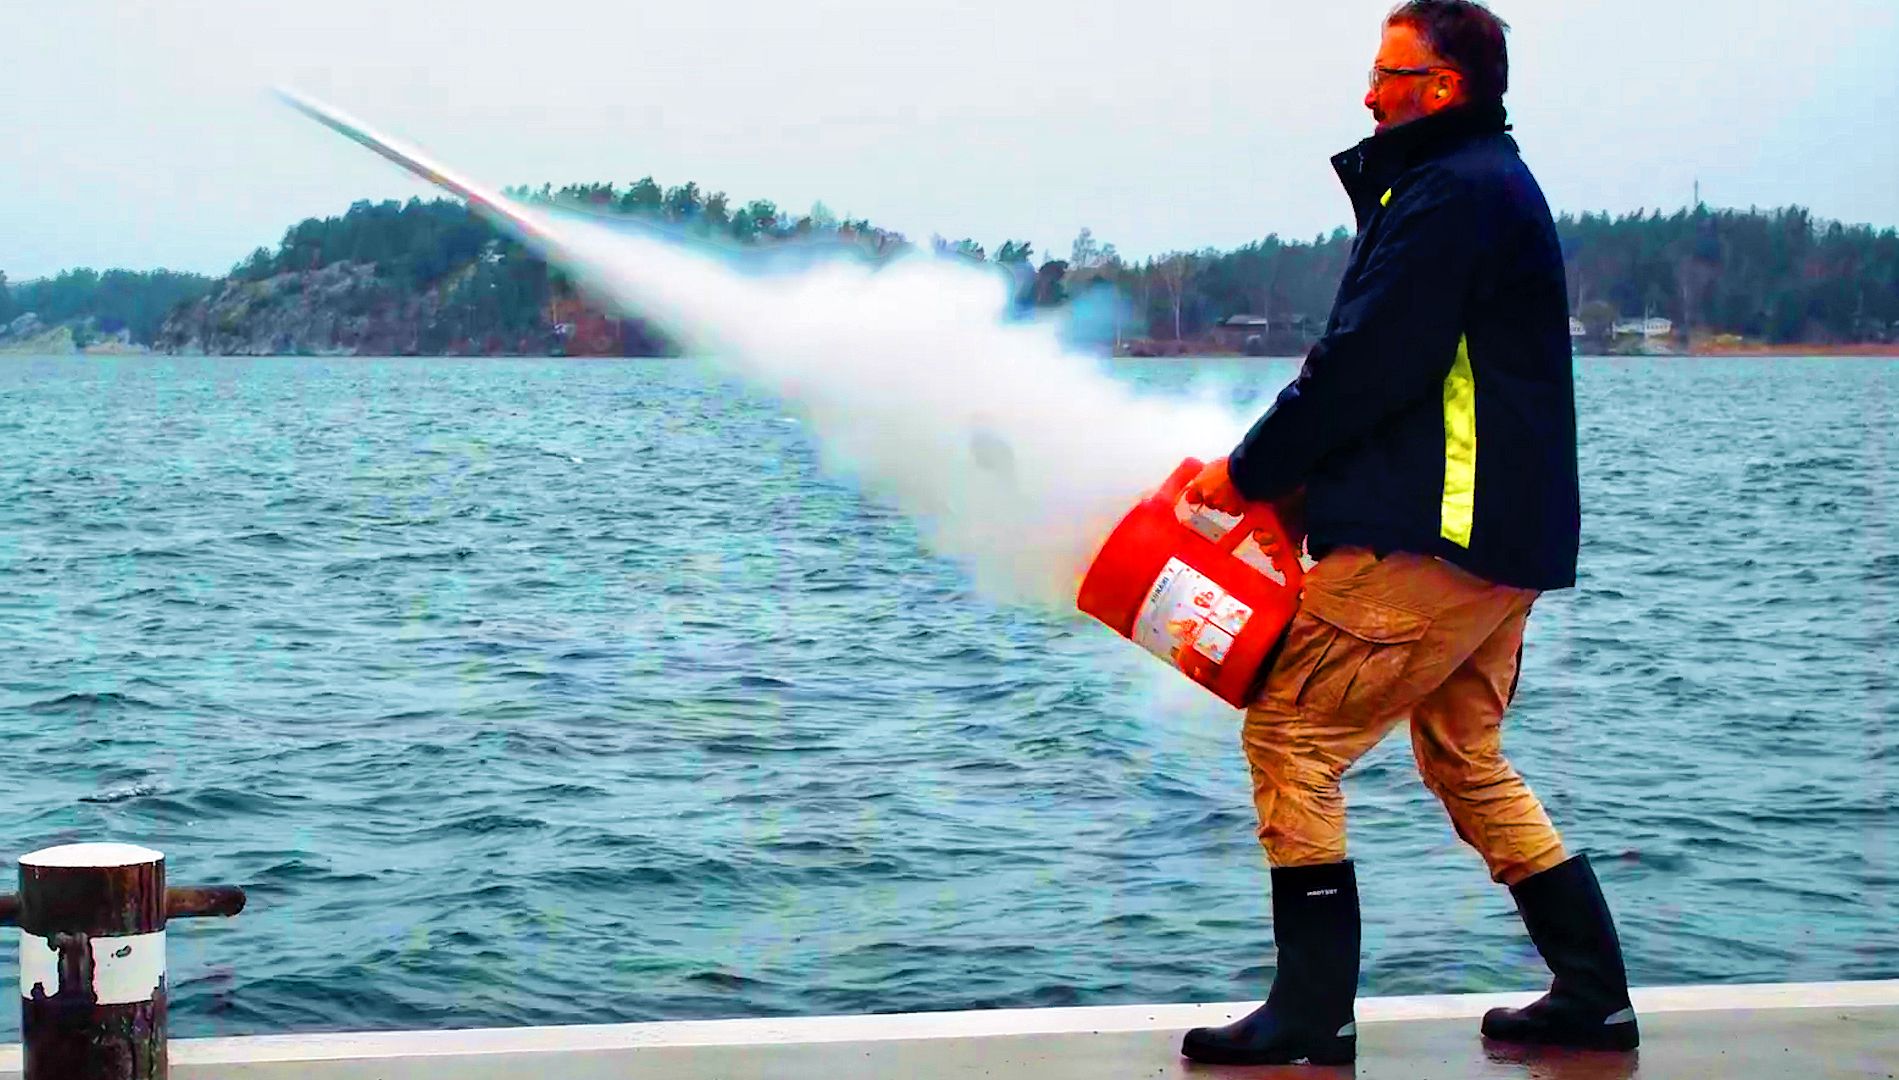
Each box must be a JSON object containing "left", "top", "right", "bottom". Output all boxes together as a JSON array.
[{"left": 1440, "top": 335, "right": 1477, "bottom": 548}]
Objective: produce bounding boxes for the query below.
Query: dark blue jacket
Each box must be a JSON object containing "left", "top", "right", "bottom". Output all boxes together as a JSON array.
[{"left": 1228, "top": 102, "right": 1580, "bottom": 591}]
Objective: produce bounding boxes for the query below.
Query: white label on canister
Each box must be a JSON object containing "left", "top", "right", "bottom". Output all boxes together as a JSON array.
[
  {"left": 1176, "top": 500, "right": 1243, "bottom": 542},
  {"left": 19, "top": 930, "right": 166, "bottom": 1005},
  {"left": 1233, "top": 533, "right": 1289, "bottom": 587},
  {"left": 1132, "top": 558, "right": 1233, "bottom": 665}
]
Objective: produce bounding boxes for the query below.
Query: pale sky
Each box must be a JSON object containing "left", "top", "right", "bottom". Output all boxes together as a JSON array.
[{"left": 5, "top": 0, "right": 1896, "bottom": 281}]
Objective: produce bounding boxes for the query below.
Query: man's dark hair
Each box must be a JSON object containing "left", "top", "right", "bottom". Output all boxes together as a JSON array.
[{"left": 1386, "top": 0, "right": 1510, "bottom": 103}]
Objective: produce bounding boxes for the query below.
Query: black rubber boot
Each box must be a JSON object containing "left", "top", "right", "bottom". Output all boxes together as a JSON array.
[
  {"left": 1181, "top": 861, "right": 1359, "bottom": 1066},
  {"left": 1482, "top": 853, "right": 1640, "bottom": 1051}
]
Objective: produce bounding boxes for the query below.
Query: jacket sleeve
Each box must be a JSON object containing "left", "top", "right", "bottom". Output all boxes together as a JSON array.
[{"left": 1227, "top": 170, "right": 1484, "bottom": 501}]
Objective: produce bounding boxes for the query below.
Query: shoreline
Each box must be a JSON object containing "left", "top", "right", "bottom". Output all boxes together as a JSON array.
[
  {"left": 1109, "top": 334, "right": 1899, "bottom": 360},
  {"left": 1683, "top": 342, "right": 1899, "bottom": 357}
]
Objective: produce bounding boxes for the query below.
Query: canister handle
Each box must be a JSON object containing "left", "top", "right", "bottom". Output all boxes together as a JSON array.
[{"left": 1175, "top": 489, "right": 1245, "bottom": 546}]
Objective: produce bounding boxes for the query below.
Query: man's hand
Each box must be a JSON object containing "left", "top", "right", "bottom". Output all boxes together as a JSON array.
[{"left": 1184, "top": 456, "right": 1249, "bottom": 516}]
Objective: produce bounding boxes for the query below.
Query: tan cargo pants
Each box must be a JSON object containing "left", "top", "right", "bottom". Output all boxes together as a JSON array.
[{"left": 1244, "top": 547, "right": 1567, "bottom": 886}]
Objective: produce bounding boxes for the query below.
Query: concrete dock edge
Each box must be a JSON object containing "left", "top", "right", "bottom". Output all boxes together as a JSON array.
[{"left": 5, "top": 980, "right": 1896, "bottom": 1078}]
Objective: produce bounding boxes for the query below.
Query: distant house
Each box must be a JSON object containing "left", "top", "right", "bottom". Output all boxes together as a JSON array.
[
  {"left": 1568, "top": 317, "right": 1586, "bottom": 338},
  {"left": 1211, "top": 314, "right": 1316, "bottom": 355},
  {"left": 1612, "top": 317, "right": 1673, "bottom": 338}
]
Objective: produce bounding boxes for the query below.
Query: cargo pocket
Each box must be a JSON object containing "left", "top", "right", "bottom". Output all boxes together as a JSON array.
[{"left": 1287, "top": 587, "right": 1431, "bottom": 723}]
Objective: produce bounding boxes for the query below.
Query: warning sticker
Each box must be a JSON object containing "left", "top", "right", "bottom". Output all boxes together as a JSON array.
[
  {"left": 1131, "top": 558, "right": 1239, "bottom": 666},
  {"left": 1193, "top": 621, "right": 1236, "bottom": 663},
  {"left": 1208, "top": 594, "right": 1254, "bottom": 636}
]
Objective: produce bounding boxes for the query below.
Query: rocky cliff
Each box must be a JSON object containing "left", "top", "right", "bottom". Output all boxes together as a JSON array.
[{"left": 153, "top": 261, "right": 670, "bottom": 356}]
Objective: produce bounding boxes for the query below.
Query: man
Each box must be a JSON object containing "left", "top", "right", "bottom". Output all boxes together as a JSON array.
[{"left": 1178, "top": 0, "right": 1637, "bottom": 1066}]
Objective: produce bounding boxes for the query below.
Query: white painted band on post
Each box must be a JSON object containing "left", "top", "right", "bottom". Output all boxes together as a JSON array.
[
  {"left": 16, "top": 936, "right": 54, "bottom": 1003},
  {"left": 19, "top": 843, "right": 164, "bottom": 868},
  {"left": 19, "top": 931, "right": 167, "bottom": 1006}
]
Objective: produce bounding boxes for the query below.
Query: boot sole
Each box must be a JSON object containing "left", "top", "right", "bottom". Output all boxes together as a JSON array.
[
  {"left": 1181, "top": 1036, "right": 1356, "bottom": 1066},
  {"left": 1481, "top": 1023, "right": 1640, "bottom": 1052}
]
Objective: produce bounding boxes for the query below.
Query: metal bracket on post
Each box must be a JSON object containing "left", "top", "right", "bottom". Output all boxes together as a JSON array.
[{"left": 2, "top": 843, "right": 246, "bottom": 1080}]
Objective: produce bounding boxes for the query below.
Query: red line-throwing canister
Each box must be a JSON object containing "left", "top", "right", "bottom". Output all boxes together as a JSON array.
[{"left": 1077, "top": 458, "right": 1305, "bottom": 707}]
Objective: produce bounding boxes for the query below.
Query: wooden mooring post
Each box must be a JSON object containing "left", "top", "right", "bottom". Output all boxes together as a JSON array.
[{"left": 0, "top": 843, "right": 244, "bottom": 1080}]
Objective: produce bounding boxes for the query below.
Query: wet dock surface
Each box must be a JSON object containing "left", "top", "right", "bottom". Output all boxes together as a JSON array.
[{"left": 4, "top": 982, "right": 1894, "bottom": 1078}]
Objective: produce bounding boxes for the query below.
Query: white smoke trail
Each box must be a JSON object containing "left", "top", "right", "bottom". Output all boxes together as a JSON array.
[
  {"left": 549, "top": 213, "right": 1250, "bottom": 608},
  {"left": 276, "top": 88, "right": 1259, "bottom": 611}
]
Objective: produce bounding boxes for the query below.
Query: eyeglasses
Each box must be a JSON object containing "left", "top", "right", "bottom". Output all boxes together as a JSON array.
[{"left": 1369, "top": 65, "right": 1455, "bottom": 89}]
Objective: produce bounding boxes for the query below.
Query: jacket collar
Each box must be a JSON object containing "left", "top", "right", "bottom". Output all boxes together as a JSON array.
[{"left": 1331, "top": 100, "right": 1511, "bottom": 223}]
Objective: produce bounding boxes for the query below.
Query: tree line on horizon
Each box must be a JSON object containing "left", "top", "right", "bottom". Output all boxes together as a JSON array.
[
  {"left": 3, "top": 180, "right": 1895, "bottom": 352},
  {"left": 0, "top": 267, "right": 216, "bottom": 347}
]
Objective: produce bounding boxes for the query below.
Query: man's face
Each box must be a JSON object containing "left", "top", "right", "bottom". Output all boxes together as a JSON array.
[{"left": 1364, "top": 23, "right": 1462, "bottom": 133}]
